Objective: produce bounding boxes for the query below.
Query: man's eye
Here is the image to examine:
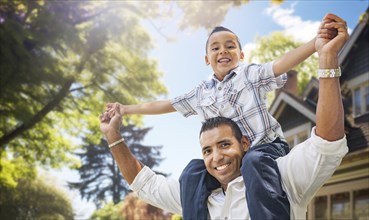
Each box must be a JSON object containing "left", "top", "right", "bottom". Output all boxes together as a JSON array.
[
  {"left": 221, "top": 143, "right": 230, "bottom": 148},
  {"left": 203, "top": 149, "right": 211, "bottom": 155}
]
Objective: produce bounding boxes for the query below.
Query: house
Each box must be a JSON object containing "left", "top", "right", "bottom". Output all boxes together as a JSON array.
[{"left": 270, "top": 8, "right": 369, "bottom": 220}]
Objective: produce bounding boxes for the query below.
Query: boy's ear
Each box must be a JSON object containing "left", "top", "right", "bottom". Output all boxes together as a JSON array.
[
  {"left": 205, "top": 55, "right": 210, "bottom": 65},
  {"left": 240, "top": 51, "right": 245, "bottom": 61}
]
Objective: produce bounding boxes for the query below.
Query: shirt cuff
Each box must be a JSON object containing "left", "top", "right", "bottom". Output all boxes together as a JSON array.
[
  {"left": 170, "top": 96, "right": 196, "bottom": 118},
  {"left": 266, "top": 61, "right": 287, "bottom": 88},
  {"left": 310, "top": 127, "right": 348, "bottom": 156}
]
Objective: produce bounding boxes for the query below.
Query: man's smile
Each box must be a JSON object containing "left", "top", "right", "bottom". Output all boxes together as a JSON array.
[{"left": 215, "top": 162, "right": 230, "bottom": 171}]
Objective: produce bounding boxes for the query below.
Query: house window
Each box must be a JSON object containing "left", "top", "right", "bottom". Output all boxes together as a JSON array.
[
  {"left": 309, "top": 179, "right": 369, "bottom": 220},
  {"left": 315, "top": 196, "right": 328, "bottom": 219},
  {"left": 331, "top": 192, "right": 350, "bottom": 219},
  {"left": 352, "top": 83, "right": 369, "bottom": 117},
  {"left": 284, "top": 123, "right": 311, "bottom": 149},
  {"left": 354, "top": 188, "right": 369, "bottom": 219},
  {"left": 286, "top": 130, "right": 308, "bottom": 148}
]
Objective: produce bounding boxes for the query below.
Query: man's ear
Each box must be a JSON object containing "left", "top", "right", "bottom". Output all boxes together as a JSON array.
[
  {"left": 241, "top": 136, "right": 250, "bottom": 152},
  {"left": 205, "top": 55, "right": 210, "bottom": 65}
]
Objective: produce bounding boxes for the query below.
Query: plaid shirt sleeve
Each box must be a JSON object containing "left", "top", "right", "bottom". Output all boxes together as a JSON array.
[
  {"left": 244, "top": 61, "right": 287, "bottom": 95},
  {"left": 170, "top": 87, "right": 198, "bottom": 117}
]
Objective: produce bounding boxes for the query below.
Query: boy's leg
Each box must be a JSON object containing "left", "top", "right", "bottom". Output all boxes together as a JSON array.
[
  {"left": 240, "top": 139, "right": 290, "bottom": 220},
  {"left": 179, "top": 159, "right": 220, "bottom": 220}
]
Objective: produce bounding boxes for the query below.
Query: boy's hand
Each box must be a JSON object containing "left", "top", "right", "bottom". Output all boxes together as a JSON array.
[
  {"left": 106, "top": 102, "right": 126, "bottom": 118},
  {"left": 100, "top": 104, "right": 122, "bottom": 137},
  {"left": 316, "top": 13, "right": 349, "bottom": 56}
]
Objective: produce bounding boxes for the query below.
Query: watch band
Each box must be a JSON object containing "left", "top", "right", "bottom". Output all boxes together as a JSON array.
[{"left": 317, "top": 67, "right": 341, "bottom": 78}]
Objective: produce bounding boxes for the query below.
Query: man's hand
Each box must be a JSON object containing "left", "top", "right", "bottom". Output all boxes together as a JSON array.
[
  {"left": 316, "top": 13, "right": 349, "bottom": 56},
  {"left": 106, "top": 102, "right": 126, "bottom": 118},
  {"left": 100, "top": 104, "right": 122, "bottom": 137}
]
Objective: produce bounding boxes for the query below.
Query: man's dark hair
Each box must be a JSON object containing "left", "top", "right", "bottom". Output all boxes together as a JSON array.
[
  {"left": 199, "top": 117, "right": 243, "bottom": 142},
  {"left": 205, "top": 26, "right": 242, "bottom": 53}
]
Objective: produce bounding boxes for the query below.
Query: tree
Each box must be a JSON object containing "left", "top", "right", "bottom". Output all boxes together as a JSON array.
[
  {"left": 0, "top": 1, "right": 168, "bottom": 170},
  {"left": 0, "top": 173, "right": 74, "bottom": 220},
  {"left": 90, "top": 202, "right": 124, "bottom": 220},
  {"left": 248, "top": 32, "right": 318, "bottom": 95},
  {"left": 0, "top": 0, "right": 283, "bottom": 174},
  {"left": 69, "top": 124, "right": 165, "bottom": 208},
  {"left": 120, "top": 193, "right": 173, "bottom": 220}
]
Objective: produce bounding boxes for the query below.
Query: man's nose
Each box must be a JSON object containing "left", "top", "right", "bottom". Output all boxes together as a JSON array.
[{"left": 213, "top": 149, "right": 224, "bottom": 162}]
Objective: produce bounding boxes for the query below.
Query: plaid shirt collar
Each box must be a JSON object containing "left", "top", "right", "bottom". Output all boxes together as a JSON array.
[{"left": 210, "top": 63, "right": 243, "bottom": 84}]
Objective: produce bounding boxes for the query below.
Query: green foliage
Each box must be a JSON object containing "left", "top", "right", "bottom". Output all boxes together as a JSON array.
[
  {"left": 70, "top": 124, "right": 165, "bottom": 208},
  {"left": 91, "top": 201, "right": 124, "bottom": 220},
  {"left": 176, "top": 1, "right": 250, "bottom": 31},
  {"left": 171, "top": 214, "right": 183, "bottom": 220},
  {"left": 0, "top": 1, "right": 167, "bottom": 169},
  {"left": 248, "top": 32, "right": 318, "bottom": 96},
  {"left": 0, "top": 0, "right": 283, "bottom": 181},
  {"left": 0, "top": 173, "right": 74, "bottom": 220},
  {"left": 0, "top": 152, "right": 36, "bottom": 188}
]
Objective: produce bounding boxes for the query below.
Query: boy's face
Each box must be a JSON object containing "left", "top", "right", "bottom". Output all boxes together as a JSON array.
[
  {"left": 205, "top": 31, "right": 244, "bottom": 81},
  {"left": 200, "top": 125, "right": 249, "bottom": 190}
]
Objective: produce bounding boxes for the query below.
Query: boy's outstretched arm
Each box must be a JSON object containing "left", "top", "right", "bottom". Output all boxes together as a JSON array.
[
  {"left": 106, "top": 100, "right": 176, "bottom": 115},
  {"left": 273, "top": 37, "right": 316, "bottom": 76},
  {"left": 272, "top": 18, "right": 337, "bottom": 76}
]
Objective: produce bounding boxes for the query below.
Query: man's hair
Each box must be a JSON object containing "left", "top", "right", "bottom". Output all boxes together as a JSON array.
[
  {"left": 199, "top": 117, "right": 243, "bottom": 142},
  {"left": 205, "top": 26, "right": 242, "bottom": 53}
]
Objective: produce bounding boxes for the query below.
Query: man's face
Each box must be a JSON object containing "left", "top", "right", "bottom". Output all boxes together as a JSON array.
[
  {"left": 200, "top": 125, "right": 249, "bottom": 190},
  {"left": 205, "top": 31, "right": 244, "bottom": 81}
]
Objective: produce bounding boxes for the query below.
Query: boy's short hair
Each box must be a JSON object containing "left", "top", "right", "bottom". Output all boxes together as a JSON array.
[
  {"left": 199, "top": 116, "right": 243, "bottom": 142},
  {"left": 205, "top": 26, "right": 242, "bottom": 53}
]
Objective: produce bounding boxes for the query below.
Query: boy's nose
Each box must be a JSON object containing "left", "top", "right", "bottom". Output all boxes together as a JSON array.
[{"left": 219, "top": 47, "right": 228, "bottom": 54}]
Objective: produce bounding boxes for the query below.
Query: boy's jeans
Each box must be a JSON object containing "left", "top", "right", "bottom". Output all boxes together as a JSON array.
[{"left": 179, "top": 138, "right": 290, "bottom": 220}]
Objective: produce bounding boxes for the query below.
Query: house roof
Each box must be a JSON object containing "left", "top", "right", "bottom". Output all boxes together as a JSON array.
[
  {"left": 270, "top": 89, "right": 315, "bottom": 122},
  {"left": 271, "top": 8, "right": 369, "bottom": 152},
  {"left": 339, "top": 7, "right": 369, "bottom": 66}
]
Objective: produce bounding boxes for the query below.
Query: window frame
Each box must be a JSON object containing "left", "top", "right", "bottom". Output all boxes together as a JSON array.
[{"left": 347, "top": 73, "right": 369, "bottom": 117}]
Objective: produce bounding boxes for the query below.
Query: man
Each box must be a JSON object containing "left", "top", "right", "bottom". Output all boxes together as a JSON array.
[{"left": 100, "top": 13, "right": 349, "bottom": 219}]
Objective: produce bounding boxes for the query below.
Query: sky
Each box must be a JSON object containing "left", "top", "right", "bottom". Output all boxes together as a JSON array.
[{"left": 52, "top": 1, "right": 369, "bottom": 218}]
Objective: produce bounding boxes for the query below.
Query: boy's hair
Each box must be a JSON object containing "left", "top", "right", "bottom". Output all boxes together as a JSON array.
[
  {"left": 199, "top": 116, "right": 243, "bottom": 142},
  {"left": 205, "top": 26, "right": 242, "bottom": 53}
]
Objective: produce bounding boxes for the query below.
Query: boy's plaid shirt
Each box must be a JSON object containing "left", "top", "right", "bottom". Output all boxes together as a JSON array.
[{"left": 171, "top": 62, "right": 287, "bottom": 147}]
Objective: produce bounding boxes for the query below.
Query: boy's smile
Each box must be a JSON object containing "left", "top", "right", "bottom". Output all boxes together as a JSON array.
[{"left": 205, "top": 31, "right": 244, "bottom": 81}]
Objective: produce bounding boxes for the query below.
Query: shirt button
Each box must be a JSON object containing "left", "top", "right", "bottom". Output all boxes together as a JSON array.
[
  {"left": 220, "top": 104, "right": 224, "bottom": 108},
  {"left": 218, "top": 87, "right": 222, "bottom": 91},
  {"left": 233, "top": 89, "right": 237, "bottom": 93}
]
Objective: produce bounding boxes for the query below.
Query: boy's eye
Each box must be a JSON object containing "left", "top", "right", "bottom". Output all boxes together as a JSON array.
[
  {"left": 211, "top": 47, "right": 219, "bottom": 51},
  {"left": 228, "top": 45, "right": 236, "bottom": 49}
]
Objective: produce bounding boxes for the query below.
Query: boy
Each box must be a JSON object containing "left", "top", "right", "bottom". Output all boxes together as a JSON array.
[{"left": 106, "top": 23, "right": 330, "bottom": 219}]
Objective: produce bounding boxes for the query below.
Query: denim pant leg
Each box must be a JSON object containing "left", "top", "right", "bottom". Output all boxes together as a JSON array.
[
  {"left": 179, "top": 159, "right": 220, "bottom": 220},
  {"left": 240, "top": 140, "right": 290, "bottom": 220}
]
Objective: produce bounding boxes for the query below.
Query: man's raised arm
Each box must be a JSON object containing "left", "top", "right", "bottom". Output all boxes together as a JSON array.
[
  {"left": 315, "top": 13, "right": 349, "bottom": 141},
  {"left": 100, "top": 105, "right": 143, "bottom": 184}
]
